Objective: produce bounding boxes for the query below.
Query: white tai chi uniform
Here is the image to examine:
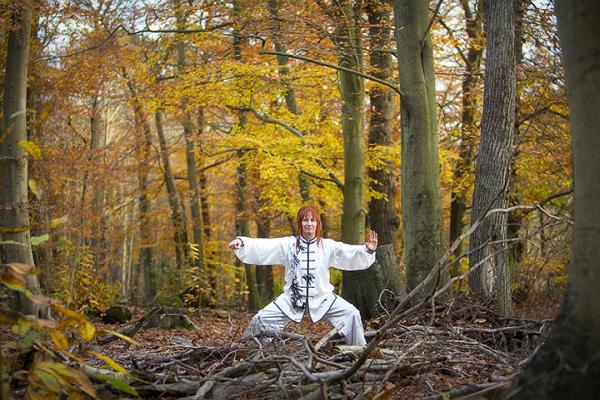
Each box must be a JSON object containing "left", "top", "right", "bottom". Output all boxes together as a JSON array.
[{"left": 234, "top": 235, "right": 376, "bottom": 346}]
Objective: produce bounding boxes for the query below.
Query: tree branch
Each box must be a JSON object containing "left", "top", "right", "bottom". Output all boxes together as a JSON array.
[{"left": 258, "top": 50, "right": 402, "bottom": 95}]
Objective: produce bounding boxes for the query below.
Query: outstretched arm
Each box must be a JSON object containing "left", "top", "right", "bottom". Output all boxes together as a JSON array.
[
  {"left": 329, "top": 230, "right": 378, "bottom": 271},
  {"left": 229, "top": 236, "right": 289, "bottom": 265}
]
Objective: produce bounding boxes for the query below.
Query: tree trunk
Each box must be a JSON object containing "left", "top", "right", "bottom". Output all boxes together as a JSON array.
[
  {"left": 89, "top": 94, "right": 108, "bottom": 275},
  {"left": 197, "top": 108, "right": 212, "bottom": 241},
  {"left": 233, "top": 0, "right": 259, "bottom": 311},
  {"left": 392, "top": 0, "right": 446, "bottom": 296},
  {"left": 133, "top": 105, "right": 154, "bottom": 305},
  {"left": 337, "top": 0, "right": 406, "bottom": 320},
  {"left": 155, "top": 109, "right": 188, "bottom": 270},
  {"left": 341, "top": 245, "right": 406, "bottom": 320},
  {"left": 506, "top": 0, "right": 526, "bottom": 274},
  {"left": 366, "top": 0, "right": 399, "bottom": 248},
  {"left": 0, "top": 3, "right": 43, "bottom": 316},
  {"left": 268, "top": 0, "right": 311, "bottom": 203},
  {"left": 175, "top": 2, "right": 205, "bottom": 271},
  {"left": 255, "top": 211, "right": 274, "bottom": 305},
  {"left": 508, "top": 1, "right": 600, "bottom": 397},
  {"left": 328, "top": 1, "right": 368, "bottom": 307},
  {"left": 448, "top": 0, "right": 484, "bottom": 272},
  {"left": 336, "top": 1, "right": 366, "bottom": 246},
  {"left": 122, "top": 68, "right": 157, "bottom": 304},
  {"left": 468, "top": 0, "right": 516, "bottom": 316}
]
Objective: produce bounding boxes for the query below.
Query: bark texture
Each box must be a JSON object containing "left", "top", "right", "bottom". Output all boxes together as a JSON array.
[
  {"left": 507, "top": 1, "right": 600, "bottom": 397},
  {"left": 366, "top": 0, "right": 399, "bottom": 248},
  {"left": 449, "top": 0, "right": 484, "bottom": 269},
  {"left": 335, "top": 0, "right": 367, "bottom": 246},
  {"left": 468, "top": 0, "right": 516, "bottom": 316},
  {"left": 175, "top": 1, "right": 205, "bottom": 270},
  {"left": 393, "top": 0, "right": 446, "bottom": 296},
  {"left": 0, "top": 4, "right": 43, "bottom": 315},
  {"left": 155, "top": 109, "right": 188, "bottom": 270}
]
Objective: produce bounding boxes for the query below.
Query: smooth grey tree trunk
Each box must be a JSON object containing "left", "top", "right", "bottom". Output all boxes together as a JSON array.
[
  {"left": 506, "top": 1, "right": 600, "bottom": 397},
  {"left": 468, "top": 0, "right": 516, "bottom": 316},
  {"left": 393, "top": 0, "right": 446, "bottom": 296},
  {"left": 0, "top": 4, "right": 42, "bottom": 315},
  {"left": 449, "top": 0, "right": 484, "bottom": 271}
]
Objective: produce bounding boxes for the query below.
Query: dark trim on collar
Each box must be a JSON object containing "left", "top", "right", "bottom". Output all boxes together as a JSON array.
[{"left": 299, "top": 235, "right": 318, "bottom": 245}]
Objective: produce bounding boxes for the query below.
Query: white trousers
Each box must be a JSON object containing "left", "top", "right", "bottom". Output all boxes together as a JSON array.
[{"left": 245, "top": 296, "right": 366, "bottom": 346}]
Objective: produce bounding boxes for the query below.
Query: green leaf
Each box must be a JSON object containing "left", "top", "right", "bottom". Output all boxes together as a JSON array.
[
  {"left": 34, "top": 370, "right": 61, "bottom": 393},
  {"left": 11, "top": 318, "right": 34, "bottom": 336},
  {"left": 31, "top": 234, "right": 49, "bottom": 246},
  {"left": 94, "top": 374, "right": 139, "bottom": 397},
  {"left": 29, "top": 179, "right": 42, "bottom": 199}
]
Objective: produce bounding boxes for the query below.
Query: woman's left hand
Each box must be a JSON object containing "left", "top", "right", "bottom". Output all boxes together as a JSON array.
[{"left": 366, "top": 230, "right": 378, "bottom": 251}]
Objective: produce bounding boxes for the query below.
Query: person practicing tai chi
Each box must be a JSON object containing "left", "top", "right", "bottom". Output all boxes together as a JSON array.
[{"left": 228, "top": 205, "right": 378, "bottom": 346}]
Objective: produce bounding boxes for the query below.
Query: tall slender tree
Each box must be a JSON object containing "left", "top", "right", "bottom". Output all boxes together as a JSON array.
[
  {"left": 468, "top": 0, "right": 516, "bottom": 316},
  {"left": 232, "top": 0, "right": 259, "bottom": 311},
  {"left": 174, "top": 0, "right": 205, "bottom": 271},
  {"left": 448, "top": 0, "right": 484, "bottom": 268}
]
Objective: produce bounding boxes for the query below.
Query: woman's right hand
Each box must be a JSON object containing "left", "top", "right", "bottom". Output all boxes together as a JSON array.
[{"left": 228, "top": 238, "right": 242, "bottom": 250}]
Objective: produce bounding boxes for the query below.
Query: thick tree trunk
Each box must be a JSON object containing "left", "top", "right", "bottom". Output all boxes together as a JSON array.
[
  {"left": 468, "top": 0, "right": 516, "bottom": 316},
  {"left": 155, "top": 109, "right": 188, "bottom": 270},
  {"left": 0, "top": 4, "right": 43, "bottom": 316},
  {"left": 507, "top": 1, "right": 600, "bottom": 397},
  {"left": 337, "top": 0, "right": 406, "bottom": 319},
  {"left": 342, "top": 245, "right": 406, "bottom": 320},
  {"left": 366, "top": 0, "right": 399, "bottom": 248},
  {"left": 449, "top": 0, "right": 484, "bottom": 271},
  {"left": 393, "top": 0, "right": 446, "bottom": 296},
  {"left": 329, "top": 0, "right": 368, "bottom": 308}
]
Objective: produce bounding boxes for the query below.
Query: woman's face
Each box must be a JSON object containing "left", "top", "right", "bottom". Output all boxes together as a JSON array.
[{"left": 301, "top": 212, "right": 317, "bottom": 239}]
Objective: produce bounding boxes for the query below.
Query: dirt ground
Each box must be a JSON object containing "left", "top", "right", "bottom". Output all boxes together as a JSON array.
[{"left": 1, "top": 291, "right": 561, "bottom": 399}]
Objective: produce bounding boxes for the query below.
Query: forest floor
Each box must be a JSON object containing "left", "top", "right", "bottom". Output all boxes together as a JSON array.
[{"left": 1, "top": 292, "right": 561, "bottom": 399}]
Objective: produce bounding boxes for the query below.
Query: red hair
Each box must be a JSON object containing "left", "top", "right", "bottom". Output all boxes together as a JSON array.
[{"left": 295, "top": 205, "right": 323, "bottom": 248}]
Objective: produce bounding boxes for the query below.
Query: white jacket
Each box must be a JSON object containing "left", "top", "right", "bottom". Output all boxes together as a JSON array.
[{"left": 235, "top": 235, "right": 376, "bottom": 322}]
